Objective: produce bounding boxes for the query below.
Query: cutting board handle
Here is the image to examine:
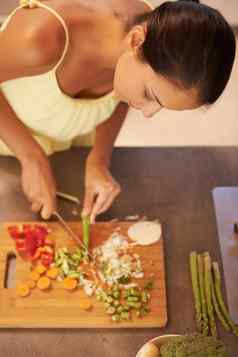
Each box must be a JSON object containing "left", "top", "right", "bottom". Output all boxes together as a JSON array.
[{"left": 0, "top": 252, "right": 16, "bottom": 289}]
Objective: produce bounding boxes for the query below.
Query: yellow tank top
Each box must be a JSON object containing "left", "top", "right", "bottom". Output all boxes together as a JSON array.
[{"left": 0, "top": 0, "right": 154, "bottom": 155}]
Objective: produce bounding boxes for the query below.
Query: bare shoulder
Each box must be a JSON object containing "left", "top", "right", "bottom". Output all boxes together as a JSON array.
[
  {"left": 0, "top": 1, "right": 110, "bottom": 71},
  {"left": 0, "top": 0, "right": 152, "bottom": 82},
  {"left": 0, "top": 4, "right": 66, "bottom": 81}
]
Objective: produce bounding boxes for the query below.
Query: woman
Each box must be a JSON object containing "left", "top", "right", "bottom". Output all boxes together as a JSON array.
[{"left": 0, "top": 0, "right": 235, "bottom": 222}]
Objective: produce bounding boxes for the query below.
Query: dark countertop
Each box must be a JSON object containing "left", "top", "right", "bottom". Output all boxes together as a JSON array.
[{"left": 0, "top": 147, "right": 237, "bottom": 357}]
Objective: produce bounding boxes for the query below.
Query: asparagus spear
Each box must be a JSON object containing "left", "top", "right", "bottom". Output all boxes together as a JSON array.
[
  {"left": 190, "top": 251, "right": 202, "bottom": 333},
  {"left": 204, "top": 252, "right": 217, "bottom": 337},
  {"left": 211, "top": 272, "right": 231, "bottom": 332},
  {"left": 82, "top": 215, "right": 90, "bottom": 250},
  {"left": 213, "top": 261, "right": 238, "bottom": 336},
  {"left": 197, "top": 254, "right": 209, "bottom": 336}
]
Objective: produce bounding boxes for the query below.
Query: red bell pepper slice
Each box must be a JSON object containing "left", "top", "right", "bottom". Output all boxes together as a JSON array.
[
  {"left": 8, "top": 226, "right": 23, "bottom": 240},
  {"left": 8, "top": 224, "right": 54, "bottom": 263}
]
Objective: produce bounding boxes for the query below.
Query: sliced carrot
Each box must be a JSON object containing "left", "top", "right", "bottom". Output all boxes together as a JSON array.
[
  {"left": 62, "top": 277, "right": 78, "bottom": 291},
  {"left": 26, "top": 280, "right": 36, "bottom": 289},
  {"left": 29, "top": 271, "right": 40, "bottom": 282},
  {"left": 37, "top": 276, "right": 51, "bottom": 290},
  {"left": 16, "top": 283, "right": 30, "bottom": 297},
  {"left": 46, "top": 267, "right": 58, "bottom": 280},
  {"left": 79, "top": 298, "right": 92, "bottom": 311},
  {"left": 34, "top": 263, "right": 47, "bottom": 275}
]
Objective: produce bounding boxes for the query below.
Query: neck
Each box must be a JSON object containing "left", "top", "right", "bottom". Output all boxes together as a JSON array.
[
  {"left": 70, "top": 4, "right": 145, "bottom": 71},
  {"left": 94, "top": 17, "right": 128, "bottom": 71}
]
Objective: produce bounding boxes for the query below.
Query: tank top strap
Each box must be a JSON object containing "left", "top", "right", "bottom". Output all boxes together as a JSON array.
[
  {"left": 1, "top": 0, "right": 70, "bottom": 72},
  {"left": 31, "top": 0, "right": 70, "bottom": 71}
]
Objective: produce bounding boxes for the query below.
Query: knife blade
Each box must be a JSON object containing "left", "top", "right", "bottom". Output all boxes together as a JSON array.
[
  {"left": 53, "top": 211, "right": 94, "bottom": 260},
  {"left": 56, "top": 191, "right": 80, "bottom": 205}
]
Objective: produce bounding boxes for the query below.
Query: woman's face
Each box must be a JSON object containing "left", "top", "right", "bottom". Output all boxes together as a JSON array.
[{"left": 113, "top": 25, "right": 201, "bottom": 117}]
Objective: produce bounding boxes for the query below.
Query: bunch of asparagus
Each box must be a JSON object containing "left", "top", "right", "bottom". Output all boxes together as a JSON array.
[{"left": 189, "top": 251, "right": 238, "bottom": 337}]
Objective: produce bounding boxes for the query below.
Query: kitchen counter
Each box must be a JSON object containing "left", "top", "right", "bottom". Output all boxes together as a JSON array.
[{"left": 0, "top": 147, "right": 237, "bottom": 356}]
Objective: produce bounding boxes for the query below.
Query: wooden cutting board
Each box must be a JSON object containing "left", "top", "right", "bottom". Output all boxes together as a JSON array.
[{"left": 0, "top": 221, "right": 167, "bottom": 328}]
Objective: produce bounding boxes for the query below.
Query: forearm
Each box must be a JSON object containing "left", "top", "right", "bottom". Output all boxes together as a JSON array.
[
  {"left": 0, "top": 90, "right": 45, "bottom": 165},
  {"left": 88, "top": 102, "right": 128, "bottom": 166}
]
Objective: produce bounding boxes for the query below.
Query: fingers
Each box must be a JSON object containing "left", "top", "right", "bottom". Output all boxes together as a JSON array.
[
  {"left": 29, "top": 191, "right": 56, "bottom": 220},
  {"left": 21, "top": 157, "right": 57, "bottom": 220},
  {"left": 31, "top": 201, "right": 42, "bottom": 213},
  {"left": 97, "top": 187, "right": 120, "bottom": 214},
  {"left": 90, "top": 191, "right": 108, "bottom": 224},
  {"left": 82, "top": 188, "right": 96, "bottom": 218},
  {"left": 90, "top": 184, "right": 121, "bottom": 223},
  {"left": 40, "top": 192, "right": 57, "bottom": 220}
]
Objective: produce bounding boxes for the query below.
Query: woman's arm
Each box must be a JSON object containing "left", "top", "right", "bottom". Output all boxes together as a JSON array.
[
  {"left": 0, "top": 11, "right": 64, "bottom": 218},
  {"left": 88, "top": 102, "right": 128, "bottom": 165},
  {"left": 82, "top": 102, "right": 129, "bottom": 222},
  {"left": 0, "top": 89, "right": 57, "bottom": 218}
]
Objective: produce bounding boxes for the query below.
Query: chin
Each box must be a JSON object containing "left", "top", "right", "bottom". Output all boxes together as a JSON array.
[
  {"left": 113, "top": 79, "right": 130, "bottom": 103},
  {"left": 113, "top": 73, "right": 126, "bottom": 101},
  {"left": 113, "top": 88, "right": 125, "bottom": 102}
]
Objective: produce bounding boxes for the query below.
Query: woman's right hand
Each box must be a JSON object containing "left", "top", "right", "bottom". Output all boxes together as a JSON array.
[{"left": 21, "top": 154, "right": 57, "bottom": 219}]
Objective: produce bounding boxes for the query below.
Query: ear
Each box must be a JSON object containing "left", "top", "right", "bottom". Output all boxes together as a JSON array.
[{"left": 127, "top": 25, "right": 147, "bottom": 54}]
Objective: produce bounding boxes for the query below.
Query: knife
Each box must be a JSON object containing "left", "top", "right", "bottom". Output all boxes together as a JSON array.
[
  {"left": 56, "top": 191, "right": 80, "bottom": 205},
  {"left": 53, "top": 211, "right": 93, "bottom": 260}
]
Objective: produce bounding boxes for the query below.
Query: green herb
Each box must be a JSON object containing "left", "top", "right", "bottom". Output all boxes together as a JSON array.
[
  {"left": 144, "top": 279, "right": 154, "bottom": 290},
  {"left": 113, "top": 291, "right": 120, "bottom": 299},
  {"left": 120, "top": 311, "right": 131, "bottom": 320},
  {"left": 117, "top": 276, "right": 131, "bottom": 284},
  {"left": 112, "top": 314, "right": 120, "bottom": 322},
  {"left": 106, "top": 306, "right": 116, "bottom": 315},
  {"left": 160, "top": 333, "right": 228, "bottom": 357}
]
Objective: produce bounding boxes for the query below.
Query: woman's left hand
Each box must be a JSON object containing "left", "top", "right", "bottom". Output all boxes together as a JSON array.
[{"left": 82, "top": 158, "right": 121, "bottom": 223}]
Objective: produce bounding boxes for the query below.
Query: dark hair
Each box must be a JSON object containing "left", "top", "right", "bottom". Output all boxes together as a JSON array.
[{"left": 134, "top": 0, "right": 236, "bottom": 105}]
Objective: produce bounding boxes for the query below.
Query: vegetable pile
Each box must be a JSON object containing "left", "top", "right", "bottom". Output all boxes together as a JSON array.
[
  {"left": 93, "top": 231, "right": 144, "bottom": 285},
  {"left": 7, "top": 223, "right": 157, "bottom": 322},
  {"left": 16, "top": 263, "right": 57, "bottom": 297},
  {"left": 54, "top": 231, "right": 155, "bottom": 322},
  {"left": 190, "top": 251, "right": 238, "bottom": 337},
  {"left": 55, "top": 247, "right": 96, "bottom": 296},
  {"left": 96, "top": 281, "right": 153, "bottom": 322},
  {"left": 8, "top": 224, "right": 54, "bottom": 267}
]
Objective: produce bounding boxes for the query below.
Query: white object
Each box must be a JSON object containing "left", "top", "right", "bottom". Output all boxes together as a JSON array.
[
  {"left": 128, "top": 221, "right": 162, "bottom": 246},
  {"left": 137, "top": 342, "right": 160, "bottom": 357},
  {"left": 136, "top": 335, "right": 181, "bottom": 357}
]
